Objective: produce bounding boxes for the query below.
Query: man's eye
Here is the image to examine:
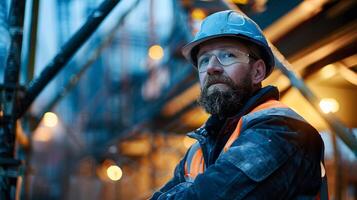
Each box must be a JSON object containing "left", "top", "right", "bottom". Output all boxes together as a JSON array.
[
  {"left": 199, "top": 57, "right": 209, "bottom": 66},
  {"left": 222, "top": 52, "right": 236, "bottom": 58}
]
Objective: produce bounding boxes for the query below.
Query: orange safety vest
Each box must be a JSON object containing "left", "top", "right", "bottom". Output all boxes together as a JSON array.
[{"left": 184, "top": 100, "right": 329, "bottom": 199}]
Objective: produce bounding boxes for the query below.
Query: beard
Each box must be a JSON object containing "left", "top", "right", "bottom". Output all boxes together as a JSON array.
[{"left": 197, "top": 74, "right": 253, "bottom": 118}]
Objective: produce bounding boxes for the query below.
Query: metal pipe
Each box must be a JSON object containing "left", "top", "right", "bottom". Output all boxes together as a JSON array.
[
  {"left": 17, "top": 0, "right": 120, "bottom": 119},
  {"left": 25, "top": 0, "right": 40, "bottom": 83}
]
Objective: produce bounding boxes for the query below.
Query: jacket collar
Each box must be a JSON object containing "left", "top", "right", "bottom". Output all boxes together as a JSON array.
[{"left": 233, "top": 85, "right": 280, "bottom": 118}]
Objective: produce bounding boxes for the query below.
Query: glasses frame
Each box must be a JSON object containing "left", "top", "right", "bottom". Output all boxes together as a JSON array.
[{"left": 196, "top": 48, "right": 259, "bottom": 73}]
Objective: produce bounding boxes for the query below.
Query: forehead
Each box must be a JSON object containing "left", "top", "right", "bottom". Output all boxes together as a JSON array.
[{"left": 197, "top": 38, "right": 249, "bottom": 57}]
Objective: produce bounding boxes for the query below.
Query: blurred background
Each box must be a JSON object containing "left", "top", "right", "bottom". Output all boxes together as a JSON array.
[{"left": 0, "top": 0, "right": 356, "bottom": 199}]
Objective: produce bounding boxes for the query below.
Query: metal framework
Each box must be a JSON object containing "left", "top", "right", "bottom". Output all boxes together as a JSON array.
[
  {"left": 0, "top": 1, "right": 26, "bottom": 199},
  {"left": 0, "top": 0, "right": 120, "bottom": 199},
  {"left": 32, "top": 0, "right": 140, "bottom": 131}
]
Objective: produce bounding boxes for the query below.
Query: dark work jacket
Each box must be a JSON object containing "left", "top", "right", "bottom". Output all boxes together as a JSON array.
[{"left": 150, "top": 86, "right": 324, "bottom": 200}]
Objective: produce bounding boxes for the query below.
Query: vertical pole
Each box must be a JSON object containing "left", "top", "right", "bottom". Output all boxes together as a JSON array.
[
  {"left": 0, "top": 0, "right": 26, "bottom": 199},
  {"left": 0, "top": 1, "right": 10, "bottom": 74},
  {"left": 26, "top": 0, "right": 40, "bottom": 83}
]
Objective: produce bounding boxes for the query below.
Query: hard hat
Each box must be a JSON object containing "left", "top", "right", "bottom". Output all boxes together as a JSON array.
[{"left": 182, "top": 10, "right": 275, "bottom": 77}]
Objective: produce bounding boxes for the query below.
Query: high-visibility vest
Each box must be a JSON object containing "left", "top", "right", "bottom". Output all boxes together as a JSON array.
[{"left": 184, "top": 100, "right": 329, "bottom": 199}]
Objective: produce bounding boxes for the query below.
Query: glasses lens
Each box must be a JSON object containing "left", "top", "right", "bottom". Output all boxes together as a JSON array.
[
  {"left": 197, "top": 49, "right": 250, "bottom": 72},
  {"left": 197, "top": 55, "right": 209, "bottom": 72},
  {"left": 217, "top": 50, "right": 249, "bottom": 65}
]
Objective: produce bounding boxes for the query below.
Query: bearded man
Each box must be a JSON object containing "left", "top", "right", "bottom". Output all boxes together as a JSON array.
[{"left": 151, "top": 10, "right": 328, "bottom": 200}]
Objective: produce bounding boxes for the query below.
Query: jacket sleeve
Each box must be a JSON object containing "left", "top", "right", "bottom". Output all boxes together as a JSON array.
[{"left": 154, "top": 116, "right": 323, "bottom": 200}]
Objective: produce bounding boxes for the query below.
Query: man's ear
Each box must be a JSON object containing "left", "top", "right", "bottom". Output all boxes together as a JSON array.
[{"left": 251, "top": 59, "right": 266, "bottom": 84}]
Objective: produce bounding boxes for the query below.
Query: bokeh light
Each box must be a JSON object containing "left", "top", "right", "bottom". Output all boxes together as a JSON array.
[
  {"left": 106, "top": 165, "right": 123, "bottom": 181},
  {"left": 319, "top": 98, "right": 339, "bottom": 114},
  {"left": 148, "top": 45, "right": 164, "bottom": 60},
  {"left": 43, "top": 112, "right": 58, "bottom": 127},
  {"left": 191, "top": 8, "right": 206, "bottom": 20}
]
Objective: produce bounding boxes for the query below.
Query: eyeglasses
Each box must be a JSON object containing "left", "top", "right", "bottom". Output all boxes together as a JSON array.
[{"left": 197, "top": 49, "right": 257, "bottom": 73}]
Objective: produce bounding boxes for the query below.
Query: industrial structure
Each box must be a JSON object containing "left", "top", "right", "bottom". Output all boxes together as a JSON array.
[{"left": 0, "top": 0, "right": 356, "bottom": 199}]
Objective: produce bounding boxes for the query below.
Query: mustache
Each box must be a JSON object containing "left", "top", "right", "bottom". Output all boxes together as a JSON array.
[{"left": 204, "top": 75, "right": 235, "bottom": 89}]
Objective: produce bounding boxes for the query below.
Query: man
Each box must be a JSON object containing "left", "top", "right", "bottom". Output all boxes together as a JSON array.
[{"left": 151, "top": 10, "right": 327, "bottom": 200}]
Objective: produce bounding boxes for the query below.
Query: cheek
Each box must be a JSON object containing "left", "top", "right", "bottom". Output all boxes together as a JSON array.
[{"left": 226, "top": 66, "right": 251, "bottom": 85}]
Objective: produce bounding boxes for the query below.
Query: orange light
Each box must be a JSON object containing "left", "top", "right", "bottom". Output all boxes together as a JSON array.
[
  {"left": 191, "top": 8, "right": 206, "bottom": 20},
  {"left": 148, "top": 45, "right": 164, "bottom": 60}
]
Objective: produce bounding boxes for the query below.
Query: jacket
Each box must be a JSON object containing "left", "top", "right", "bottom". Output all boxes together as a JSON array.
[{"left": 151, "top": 86, "right": 326, "bottom": 200}]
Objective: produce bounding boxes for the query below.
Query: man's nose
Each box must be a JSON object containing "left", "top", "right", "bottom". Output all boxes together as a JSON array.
[{"left": 206, "top": 56, "right": 224, "bottom": 75}]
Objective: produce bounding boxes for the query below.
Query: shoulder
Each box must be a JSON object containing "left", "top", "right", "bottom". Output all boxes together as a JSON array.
[
  {"left": 242, "top": 107, "right": 305, "bottom": 127},
  {"left": 239, "top": 107, "right": 323, "bottom": 163},
  {"left": 221, "top": 108, "right": 323, "bottom": 184}
]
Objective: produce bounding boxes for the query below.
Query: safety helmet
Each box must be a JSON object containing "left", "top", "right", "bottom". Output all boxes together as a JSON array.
[{"left": 182, "top": 10, "right": 275, "bottom": 78}]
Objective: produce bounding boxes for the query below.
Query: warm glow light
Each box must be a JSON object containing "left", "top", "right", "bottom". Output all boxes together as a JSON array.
[
  {"left": 148, "top": 45, "right": 164, "bottom": 60},
  {"left": 319, "top": 64, "right": 337, "bottom": 79},
  {"left": 43, "top": 112, "right": 58, "bottom": 127},
  {"left": 319, "top": 98, "right": 339, "bottom": 114},
  {"left": 107, "top": 165, "right": 122, "bottom": 181},
  {"left": 191, "top": 8, "right": 206, "bottom": 20},
  {"left": 183, "top": 136, "right": 196, "bottom": 148}
]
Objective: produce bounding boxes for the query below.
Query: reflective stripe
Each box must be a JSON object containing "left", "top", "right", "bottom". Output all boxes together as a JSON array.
[
  {"left": 184, "top": 142, "right": 204, "bottom": 182},
  {"left": 223, "top": 100, "right": 288, "bottom": 152}
]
